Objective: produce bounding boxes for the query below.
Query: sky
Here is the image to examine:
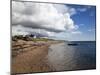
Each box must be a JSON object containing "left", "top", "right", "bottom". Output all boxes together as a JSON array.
[{"left": 12, "top": 1, "right": 96, "bottom": 41}]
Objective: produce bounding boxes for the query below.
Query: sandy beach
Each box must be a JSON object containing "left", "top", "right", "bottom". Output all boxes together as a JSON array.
[
  {"left": 11, "top": 39, "right": 61, "bottom": 74},
  {"left": 11, "top": 37, "right": 96, "bottom": 74}
]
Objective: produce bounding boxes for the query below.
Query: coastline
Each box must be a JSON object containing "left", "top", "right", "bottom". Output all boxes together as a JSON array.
[
  {"left": 11, "top": 39, "right": 96, "bottom": 74},
  {"left": 12, "top": 39, "right": 62, "bottom": 74}
]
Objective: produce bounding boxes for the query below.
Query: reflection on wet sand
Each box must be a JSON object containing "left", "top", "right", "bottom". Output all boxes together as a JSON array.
[
  {"left": 47, "top": 43, "right": 77, "bottom": 71},
  {"left": 47, "top": 42, "right": 96, "bottom": 71}
]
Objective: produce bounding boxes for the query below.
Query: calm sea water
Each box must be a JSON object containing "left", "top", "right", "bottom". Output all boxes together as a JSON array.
[{"left": 47, "top": 41, "right": 96, "bottom": 71}]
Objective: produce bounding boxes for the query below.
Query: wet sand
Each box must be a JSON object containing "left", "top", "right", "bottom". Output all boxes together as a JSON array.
[
  {"left": 47, "top": 42, "right": 96, "bottom": 71},
  {"left": 11, "top": 40, "right": 60, "bottom": 74}
]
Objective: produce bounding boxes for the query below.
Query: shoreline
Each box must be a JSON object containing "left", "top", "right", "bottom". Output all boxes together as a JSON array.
[
  {"left": 11, "top": 39, "right": 96, "bottom": 74},
  {"left": 12, "top": 39, "right": 63, "bottom": 74}
]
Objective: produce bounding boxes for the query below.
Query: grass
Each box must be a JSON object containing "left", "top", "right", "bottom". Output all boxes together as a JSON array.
[{"left": 32, "top": 38, "right": 49, "bottom": 42}]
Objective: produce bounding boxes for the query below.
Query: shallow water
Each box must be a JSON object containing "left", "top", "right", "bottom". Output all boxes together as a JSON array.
[{"left": 47, "top": 41, "right": 96, "bottom": 71}]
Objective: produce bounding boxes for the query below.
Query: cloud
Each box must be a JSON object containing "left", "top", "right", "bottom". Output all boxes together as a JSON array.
[
  {"left": 77, "top": 8, "right": 87, "bottom": 12},
  {"left": 71, "top": 31, "right": 82, "bottom": 34},
  {"left": 77, "top": 6, "right": 92, "bottom": 12},
  {"left": 88, "top": 28, "right": 95, "bottom": 32},
  {"left": 53, "top": 4, "right": 77, "bottom": 15},
  {"left": 12, "top": 1, "right": 77, "bottom": 36},
  {"left": 69, "top": 8, "right": 77, "bottom": 15},
  {"left": 80, "top": 24, "right": 84, "bottom": 26},
  {"left": 12, "top": 25, "right": 29, "bottom": 36},
  {"left": 12, "top": 25, "right": 55, "bottom": 36}
]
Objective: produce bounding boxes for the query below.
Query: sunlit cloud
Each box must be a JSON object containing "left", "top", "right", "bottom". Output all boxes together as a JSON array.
[{"left": 12, "top": 1, "right": 77, "bottom": 36}]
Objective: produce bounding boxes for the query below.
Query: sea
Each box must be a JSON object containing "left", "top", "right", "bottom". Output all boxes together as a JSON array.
[{"left": 47, "top": 41, "right": 96, "bottom": 71}]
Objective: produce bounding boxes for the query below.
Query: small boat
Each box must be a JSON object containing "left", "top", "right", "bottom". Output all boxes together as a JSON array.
[{"left": 68, "top": 43, "right": 78, "bottom": 46}]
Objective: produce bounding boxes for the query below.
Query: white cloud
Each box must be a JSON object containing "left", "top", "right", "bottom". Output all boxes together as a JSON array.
[
  {"left": 69, "top": 8, "right": 77, "bottom": 15},
  {"left": 12, "top": 25, "right": 55, "bottom": 37},
  {"left": 53, "top": 4, "right": 77, "bottom": 15},
  {"left": 88, "top": 28, "right": 95, "bottom": 32},
  {"left": 77, "top": 6, "right": 92, "bottom": 12},
  {"left": 12, "top": 1, "right": 77, "bottom": 36},
  {"left": 80, "top": 24, "right": 84, "bottom": 26},
  {"left": 12, "top": 25, "right": 29, "bottom": 36},
  {"left": 77, "top": 8, "right": 87, "bottom": 12},
  {"left": 71, "top": 31, "right": 82, "bottom": 34}
]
